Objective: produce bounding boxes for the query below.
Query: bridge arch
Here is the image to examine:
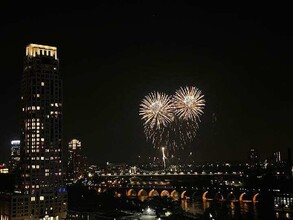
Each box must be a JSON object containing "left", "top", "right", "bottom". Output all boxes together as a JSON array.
[
  {"left": 181, "top": 191, "right": 194, "bottom": 200},
  {"left": 239, "top": 192, "right": 246, "bottom": 202},
  {"left": 138, "top": 189, "right": 148, "bottom": 202},
  {"left": 253, "top": 193, "right": 259, "bottom": 203},
  {"left": 161, "top": 190, "right": 170, "bottom": 198},
  {"left": 191, "top": 191, "right": 201, "bottom": 201},
  {"left": 170, "top": 190, "right": 180, "bottom": 201},
  {"left": 239, "top": 192, "right": 252, "bottom": 202},
  {"left": 202, "top": 191, "right": 209, "bottom": 201},
  {"left": 181, "top": 191, "right": 187, "bottom": 199},
  {"left": 149, "top": 189, "right": 159, "bottom": 198},
  {"left": 214, "top": 192, "right": 224, "bottom": 201},
  {"left": 227, "top": 192, "right": 237, "bottom": 201},
  {"left": 126, "top": 189, "right": 137, "bottom": 197}
]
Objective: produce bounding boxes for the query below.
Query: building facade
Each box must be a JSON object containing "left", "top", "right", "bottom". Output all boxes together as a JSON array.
[
  {"left": 1, "top": 44, "right": 67, "bottom": 220},
  {"left": 9, "top": 140, "right": 21, "bottom": 172}
]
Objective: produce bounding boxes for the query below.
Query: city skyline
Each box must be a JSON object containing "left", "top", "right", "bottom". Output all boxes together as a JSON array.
[{"left": 0, "top": 2, "right": 292, "bottom": 164}]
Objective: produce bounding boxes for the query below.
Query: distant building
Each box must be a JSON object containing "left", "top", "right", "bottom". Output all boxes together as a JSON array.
[
  {"left": 248, "top": 148, "right": 259, "bottom": 168},
  {"left": 106, "top": 162, "right": 127, "bottom": 174},
  {"left": 67, "top": 139, "right": 86, "bottom": 183},
  {"left": 288, "top": 148, "right": 292, "bottom": 165},
  {"left": 287, "top": 148, "right": 292, "bottom": 178},
  {"left": 0, "top": 164, "right": 9, "bottom": 174},
  {"left": 273, "top": 151, "right": 281, "bottom": 163},
  {"left": 9, "top": 140, "right": 20, "bottom": 172},
  {"left": 274, "top": 192, "right": 293, "bottom": 212}
]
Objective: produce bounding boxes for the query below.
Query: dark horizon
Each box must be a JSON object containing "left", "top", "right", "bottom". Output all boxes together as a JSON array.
[{"left": 0, "top": 2, "right": 292, "bottom": 165}]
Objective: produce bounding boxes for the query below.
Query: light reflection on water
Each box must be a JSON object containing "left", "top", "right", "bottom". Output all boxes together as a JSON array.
[{"left": 181, "top": 200, "right": 292, "bottom": 220}]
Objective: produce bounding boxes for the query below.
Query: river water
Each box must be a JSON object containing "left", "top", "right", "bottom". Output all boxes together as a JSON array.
[{"left": 181, "top": 200, "right": 292, "bottom": 219}]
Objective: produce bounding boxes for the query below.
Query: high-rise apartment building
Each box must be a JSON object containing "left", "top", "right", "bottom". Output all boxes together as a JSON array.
[{"left": 1, "top": 44, "right": 67, "bottom": 220}]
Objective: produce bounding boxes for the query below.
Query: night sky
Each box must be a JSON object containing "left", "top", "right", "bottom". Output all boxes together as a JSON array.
[{"left": 0, "top": 2, "right": 292, "bottom": 164}]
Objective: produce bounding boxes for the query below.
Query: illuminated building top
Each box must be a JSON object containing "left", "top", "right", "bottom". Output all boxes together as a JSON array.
[
  {"left": 69, "top": 139, "right": 81, "bottom": 150},
  {"left": 26, "top": 43, "right": 57, "bottom": 59}
]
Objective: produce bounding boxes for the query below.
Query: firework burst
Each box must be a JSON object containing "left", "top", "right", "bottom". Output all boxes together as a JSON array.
[
  {"left": 139, "top": 86, "right": 205, "bottom": 150},
  {"left": 173, "top": 86, "right": 205, "bottom": 122},
  {"left": 139, "top": 91, "right": 174, "bottom": 130}
]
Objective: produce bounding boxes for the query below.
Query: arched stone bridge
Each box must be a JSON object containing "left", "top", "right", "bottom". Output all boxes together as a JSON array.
[{"left": 99, "top": 186, "right": 261, "bottom": 203}]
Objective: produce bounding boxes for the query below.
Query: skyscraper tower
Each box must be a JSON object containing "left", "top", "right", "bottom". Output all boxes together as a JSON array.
[
  {"left": 17, "top": 43, "right": 67, "bottom": 219},
  {"left": 67, "top": 139, "right": 84, "bottom": 184}
]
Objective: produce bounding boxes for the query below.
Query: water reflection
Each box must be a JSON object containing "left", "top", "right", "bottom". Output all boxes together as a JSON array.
[{"left": 181, "top": 200, "right": 292, "bottom": 220}]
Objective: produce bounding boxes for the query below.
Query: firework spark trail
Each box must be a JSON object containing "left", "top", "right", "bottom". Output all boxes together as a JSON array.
[{"left": 161, "top": 147, "right": 167, "bottom": 169}]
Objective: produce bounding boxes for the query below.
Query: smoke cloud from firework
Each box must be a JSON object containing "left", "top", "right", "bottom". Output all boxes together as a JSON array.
[{"left": 139, "top": 86, "right": 205, "bottom": 150}]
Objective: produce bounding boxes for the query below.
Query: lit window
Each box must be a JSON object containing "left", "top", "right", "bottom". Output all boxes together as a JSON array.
[
  {"left": 31, "top": 197, "right": 35, "bottom": 201},
  {"left": 40, "top": 196, "right": 44, "bottom": 201},
  {"left": 41, "top": 82, "right": 45, "bottom": 86}
]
